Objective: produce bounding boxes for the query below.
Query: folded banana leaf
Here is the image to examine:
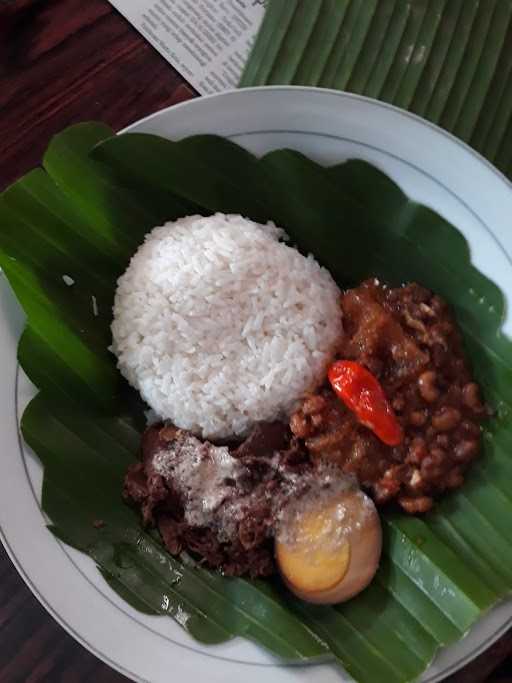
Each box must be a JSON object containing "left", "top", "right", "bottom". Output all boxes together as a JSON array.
[
  {"left": 241, "top": 0, "right": 512, "bottom": 180},
  {"left": 1, "top": 122, "right": 511, "bottom": 683}
]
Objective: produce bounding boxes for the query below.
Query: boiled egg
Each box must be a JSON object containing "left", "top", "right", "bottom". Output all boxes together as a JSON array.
[{"left": 275, "top": 488, "right": 382, "bottom": 604}]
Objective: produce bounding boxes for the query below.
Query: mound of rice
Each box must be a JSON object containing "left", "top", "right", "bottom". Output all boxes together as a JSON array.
[{"left": 111, "top": 213, "right": 342, "bottom": 439}]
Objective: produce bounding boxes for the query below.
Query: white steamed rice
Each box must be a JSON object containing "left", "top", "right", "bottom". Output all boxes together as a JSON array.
[{"left": 111, "top": 213, "right": 342, "bottom": 439}]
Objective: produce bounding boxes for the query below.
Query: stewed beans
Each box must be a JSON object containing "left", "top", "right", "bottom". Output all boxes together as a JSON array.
[{"left": 290, "top": 280, "right": 487, "bottom": 513}]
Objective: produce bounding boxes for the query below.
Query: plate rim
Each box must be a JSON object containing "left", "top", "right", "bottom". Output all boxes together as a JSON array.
[{"left": 121, "top": 84, "right": 512, "bottom": 191}]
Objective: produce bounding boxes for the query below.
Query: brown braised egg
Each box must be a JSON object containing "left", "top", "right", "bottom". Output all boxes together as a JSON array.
[{"left": 275, "top": 486, "right": 382, "bottom": 604}]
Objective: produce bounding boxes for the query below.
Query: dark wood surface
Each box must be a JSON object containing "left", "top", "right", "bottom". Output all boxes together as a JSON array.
[{"left": 0, "top": 1, "right": 511, "bottom": 681}]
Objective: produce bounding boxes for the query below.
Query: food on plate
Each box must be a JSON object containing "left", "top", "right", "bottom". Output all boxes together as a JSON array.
[
  {"left": 290, "top": 279, "right": 486, "bottom": 514},
  {"left": 2, "top": 117, "right": 506, "bottom": 681},
  {"left": 125, "top": 421, "right": 292, "bottom": 577},
  {"left": 124, "top": 419, "right": 379, "bottom": 595},
  {"left": 111, "top": 213, "right": 342, "bottom": 440},
  {"left": 115, "top": 214, "right": 485, "bottom": 602},
  {"left": 275, "top": 486, "right": 381, "bottom": 604}
]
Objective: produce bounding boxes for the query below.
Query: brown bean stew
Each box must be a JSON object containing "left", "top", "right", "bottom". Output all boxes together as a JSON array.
[{"left": 290, "top": 279, "right": 487, "bottom": 514}]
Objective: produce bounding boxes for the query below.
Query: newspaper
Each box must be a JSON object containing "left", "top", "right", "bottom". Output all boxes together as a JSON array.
[{"left": 109, "top": 0, "right": 266, "bottom": 94}]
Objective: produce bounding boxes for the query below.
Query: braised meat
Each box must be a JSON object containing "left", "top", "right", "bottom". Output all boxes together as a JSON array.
[{"left": 124, "top": 421, "right": 311, "bottom": 577}]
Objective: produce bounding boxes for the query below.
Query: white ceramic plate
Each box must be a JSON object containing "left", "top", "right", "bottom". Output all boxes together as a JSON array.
[{"left": 1, "top": 87, "right": 512, "bottom": 683}]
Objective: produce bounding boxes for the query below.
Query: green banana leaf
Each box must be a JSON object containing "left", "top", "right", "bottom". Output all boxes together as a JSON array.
[
  {"left": 1, "top": 122, "right": 512, "bottom": 683},
  {"left": 240, "top": 0, "right": 512, "bottom": 180}
]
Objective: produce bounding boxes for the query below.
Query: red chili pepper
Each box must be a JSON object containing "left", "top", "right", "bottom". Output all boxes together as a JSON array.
[{"left": 328, "top": 360, "right": 403, "bottom": 446}]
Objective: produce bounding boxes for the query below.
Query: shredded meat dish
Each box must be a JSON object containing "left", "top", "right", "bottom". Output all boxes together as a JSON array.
[
  {"left": 124, "top": 421, "right": 315, "bottom": 577},
  {"left": 290, "top": 279, "right": 486, "bottom": 514}
]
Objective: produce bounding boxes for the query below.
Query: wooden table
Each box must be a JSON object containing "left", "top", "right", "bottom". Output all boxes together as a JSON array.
[{"left": 0, "top": 1, "right": 511, "bottom": 681}]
